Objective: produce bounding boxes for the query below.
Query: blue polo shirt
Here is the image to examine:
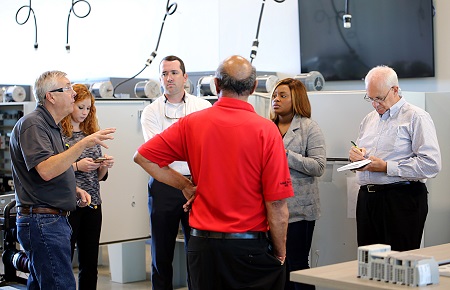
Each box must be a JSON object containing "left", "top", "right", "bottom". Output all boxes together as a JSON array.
[{"left": 10, "top": 105, "right": 77, "bottom": 211}]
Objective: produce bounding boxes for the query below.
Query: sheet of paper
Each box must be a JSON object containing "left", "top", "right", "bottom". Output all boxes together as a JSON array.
[{"left": 337, "top": 159, "right": 372, "bottom": 172}]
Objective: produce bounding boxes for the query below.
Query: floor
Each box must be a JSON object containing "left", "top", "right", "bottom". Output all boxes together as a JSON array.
[
  {"left": 81, "top": 244, "right": 153, "bottom": 290},
  {"left": 0, "top": 243, "right": 188, "bottom": 290}
]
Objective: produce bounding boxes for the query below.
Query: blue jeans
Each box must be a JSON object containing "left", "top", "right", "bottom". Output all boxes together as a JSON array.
[{"left": 16, "top": 213, "right": 76, "bottom": 290}]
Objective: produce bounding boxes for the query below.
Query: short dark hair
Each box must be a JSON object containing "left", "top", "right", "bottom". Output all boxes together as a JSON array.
[
  {"left": 215, "top": 64, "right": 256, "bottom": 96},
  {"left": 160, "top": 55, "right": 186, "bottom": 74}
]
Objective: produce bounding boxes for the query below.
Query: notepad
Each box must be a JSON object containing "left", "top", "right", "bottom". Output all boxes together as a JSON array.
[{"left": 337, "top": 159, "right": 372, "bottom": 172}]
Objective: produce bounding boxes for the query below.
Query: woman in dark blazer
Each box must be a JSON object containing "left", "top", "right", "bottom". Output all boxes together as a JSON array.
[{"left": 270, "top": 78, "right": 326, "bottom": 290}]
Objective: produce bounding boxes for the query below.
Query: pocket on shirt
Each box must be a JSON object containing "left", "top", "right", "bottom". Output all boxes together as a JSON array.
[{"left": 394, "top": 125, "right": 412, "bottom": 149}]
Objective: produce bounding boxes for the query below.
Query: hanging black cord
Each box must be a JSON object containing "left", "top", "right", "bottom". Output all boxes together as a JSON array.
[
  {"left": 249, "top": 0, "right": 285, "bottom": 63},
  {"left": 146, "top": 0, "right": 177, "bottom": 66},
  {"left": 249, "top": 0, "right": 265, "bottom": 63},
  {"left": 345, "top": 0, "right": 349, "bottom": 15},
  {"left": 16, "top": 0, "right": 38, "bottom": 50},
  {"left": 113, "top": 0, "right": 177, "bottom": 96},
  {"left": 66, "top": 0, "right": 91, "bottom": 52},
  {"left": 330, "top": 0, "right": 368, "bottom": 70}
]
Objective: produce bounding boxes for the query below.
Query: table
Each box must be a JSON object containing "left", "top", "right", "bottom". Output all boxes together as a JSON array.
[{"left": 290, "top": 243, "right": 450, "bottom": 289}]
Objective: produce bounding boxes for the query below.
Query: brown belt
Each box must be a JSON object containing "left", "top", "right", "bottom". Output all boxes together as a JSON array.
[{"left": 18, "top": 207, "right": 69, "bottom": 216}]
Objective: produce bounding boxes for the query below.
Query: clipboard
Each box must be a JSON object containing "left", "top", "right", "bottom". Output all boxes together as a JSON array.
[{"left": 337, "top": 159, "right": 372, "bottom": 172}]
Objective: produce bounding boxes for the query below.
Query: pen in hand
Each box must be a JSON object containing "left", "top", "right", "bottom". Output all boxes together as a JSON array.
[
  {"left": 350, "top": 141, "right": 364, "bottom": 161},
  {"left": 349, "top": 141, "right": 364, "bottom": 162}
]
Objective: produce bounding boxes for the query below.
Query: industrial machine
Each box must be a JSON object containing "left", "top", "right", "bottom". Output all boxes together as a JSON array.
[{"left": 0, "top": 194, "right": 28, "bottom": 286}]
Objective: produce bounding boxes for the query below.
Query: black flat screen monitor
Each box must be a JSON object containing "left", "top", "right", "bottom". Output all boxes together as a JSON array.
[{"left": 298, "top": 0, "right": 435, "bottom": 81}]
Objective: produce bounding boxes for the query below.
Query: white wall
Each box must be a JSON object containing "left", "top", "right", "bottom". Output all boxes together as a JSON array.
[
  {"left": 1, "top": 0, "right": 449, "bottom": 92},
  {"left": 0, "top": 0, "right": 297, "bottom": 87}
]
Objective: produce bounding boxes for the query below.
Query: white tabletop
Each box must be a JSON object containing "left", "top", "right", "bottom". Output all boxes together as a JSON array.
[{"left": 290, "top": 243, "right": 450, "bottom": 289}]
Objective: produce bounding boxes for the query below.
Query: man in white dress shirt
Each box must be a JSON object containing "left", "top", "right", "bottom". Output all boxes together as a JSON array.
[
  {"left": 140, "top": 55, "right": 211, "bottom": 290},
  {"left": 349, "top": 65, "right": 441, "bottom": 251}
]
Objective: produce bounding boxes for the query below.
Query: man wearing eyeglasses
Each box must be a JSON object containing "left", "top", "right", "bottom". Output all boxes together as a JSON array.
[
  {"left": 9, "top": 70, "right": 115, "bottom": 289},
  {"left": 349, "top": 65, "right": 441, "bottom": 251},
  {"left": 140, "top": 55, "right": 211, "bottom": 290}
]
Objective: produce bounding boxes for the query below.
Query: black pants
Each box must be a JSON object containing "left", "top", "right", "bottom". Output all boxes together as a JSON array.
[
  {"left": 356, "top": 182, "right": 428, "bottom": 251},
  {"left": 188, "top": 234, "right": 285, "bottom": 290},
  {"left": 285, "top": 220, "right": 316, "bottom": 290},
  {"left": 69, "top": 205, "right": 102, "bottom": 290},
  {"left": 148, "top": 179, "right": 191, "bottom": 290}
]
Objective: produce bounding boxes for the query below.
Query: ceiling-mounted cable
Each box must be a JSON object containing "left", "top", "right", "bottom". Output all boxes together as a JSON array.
[
  {"left": 249, "top": 0, "right": 266, "bottom": 63},
  {"left": 113, "top": 0, "right": 177, "bottom": 96},
  {"left": 249, "top": 0, "right": 285, "bottom": 63},
  {"left": 66, "top": 0, "right": 91, "bottom": 52},
  {"left": 343, "top": 0, "right": 351, "bottom": 28},
  {"left": 16, "top": 0, "right": 38, "bottom": 50}
]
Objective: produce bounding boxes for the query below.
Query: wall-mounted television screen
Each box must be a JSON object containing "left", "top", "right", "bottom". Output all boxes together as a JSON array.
[{"left": 298, "top": 0, "right": 435, "bottom": 81}]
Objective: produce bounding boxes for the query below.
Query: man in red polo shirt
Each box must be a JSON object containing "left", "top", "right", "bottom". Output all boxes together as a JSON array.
[{"left": 134, "top": 55, "right": 294, "bottom": 290}]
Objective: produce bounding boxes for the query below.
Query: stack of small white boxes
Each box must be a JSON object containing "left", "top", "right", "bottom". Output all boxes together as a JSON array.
[{"left": 357, "top": 244, "right": 440, "bottom": 287}]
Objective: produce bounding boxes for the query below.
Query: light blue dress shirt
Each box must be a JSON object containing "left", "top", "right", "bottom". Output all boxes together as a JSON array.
[{"left": 356, "top": 97, "right": 441, "bottom": 185}]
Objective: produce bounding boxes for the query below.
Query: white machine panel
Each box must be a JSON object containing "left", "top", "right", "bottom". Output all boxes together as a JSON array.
[{"left": 95, "top": 100, "right": 151, "bottom": 244}]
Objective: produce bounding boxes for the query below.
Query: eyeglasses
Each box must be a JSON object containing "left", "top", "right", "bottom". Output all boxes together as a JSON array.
[
  {"left": 49, "top": 86, "right": 74, "bottom": 93},
  {"left": 364, "top": 87, "right": 394, "bottom": 103},
  {"left": 164, "top": 97, "right": 186, "bottom": 119}
]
